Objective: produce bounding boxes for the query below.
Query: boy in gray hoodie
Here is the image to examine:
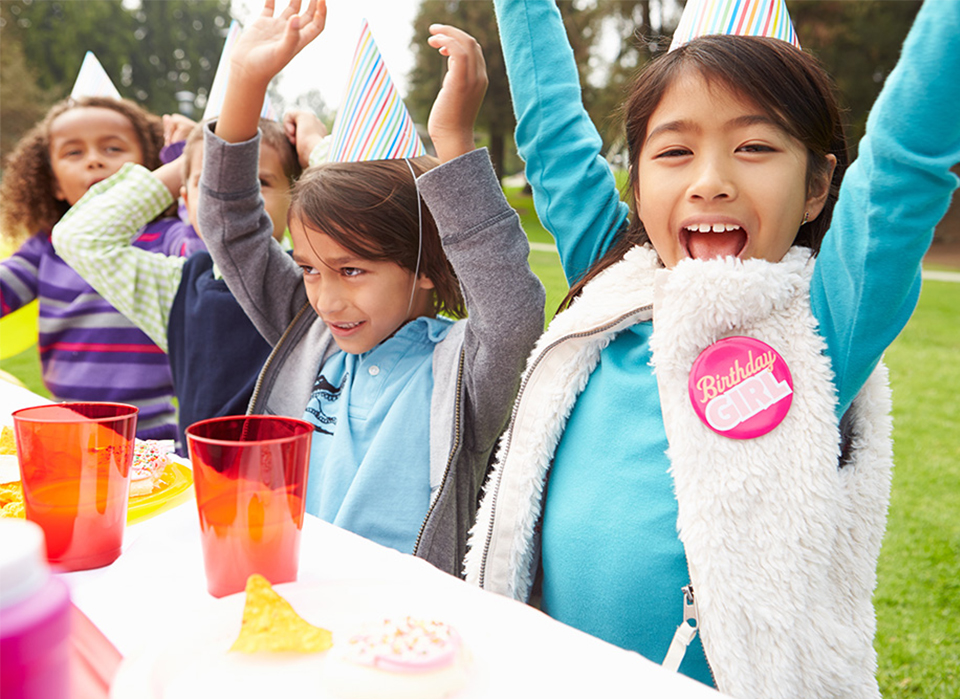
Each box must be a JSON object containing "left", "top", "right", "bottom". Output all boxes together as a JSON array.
[{"left": 197, "top": 0, "right": 544, "bottom": 576}]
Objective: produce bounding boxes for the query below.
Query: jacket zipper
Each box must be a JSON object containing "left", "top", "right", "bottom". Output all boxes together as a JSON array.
[
  {"left": 412, "top": 346, "right": 466, "bottom": 557},
  {"left": 246, "top": 301, "right": 313, "bottom": 415},
  {"left": 678, "top": 578, "right": 717, "bottom": 686},
  {"left": 477, "top": 304, "right": 653, "bottom": 589}
]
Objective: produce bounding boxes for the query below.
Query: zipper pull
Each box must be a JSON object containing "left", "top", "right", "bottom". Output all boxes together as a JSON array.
[{"left": 662, "top": 584, "right": 699, "bottom": 672}]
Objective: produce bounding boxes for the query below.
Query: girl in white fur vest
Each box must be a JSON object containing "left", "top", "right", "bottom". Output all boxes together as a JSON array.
[{"left": 466, "top": 1, "right": 960, "bottom": 697}]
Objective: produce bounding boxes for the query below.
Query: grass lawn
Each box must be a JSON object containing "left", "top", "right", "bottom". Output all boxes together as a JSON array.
[{"left": 1, "top": 187, "right": 956, "bottom": 697}]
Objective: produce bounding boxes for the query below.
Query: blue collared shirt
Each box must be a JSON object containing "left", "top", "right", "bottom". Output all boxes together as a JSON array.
[{"left": 302, "top": 316, "right": 453, "bottom": 553}]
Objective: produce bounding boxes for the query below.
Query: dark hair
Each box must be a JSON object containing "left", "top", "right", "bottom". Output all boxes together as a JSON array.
[
  {"left": 289, "top": 155, "right": 465, "bottom": 318},
  {"left": 183, "top": 118, "right": 300, "bottom": 185},
  {"left": 259, "top": 118, "right": 302, "bottom": 184},
  {"left": 562, "top": 35, "right": 849, "bottom": 310},
  {"left": 1, "top": 96, "right": 164, "bottom": 240}
]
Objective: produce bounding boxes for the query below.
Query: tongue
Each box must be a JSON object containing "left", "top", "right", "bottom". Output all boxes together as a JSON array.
[{"left": 687, "top": 230, "right": 746, "bottom": 260}]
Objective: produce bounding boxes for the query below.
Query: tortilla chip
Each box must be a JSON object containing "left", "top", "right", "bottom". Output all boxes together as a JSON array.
[
  {"left": 230, "top": 574, "right": 333, "bottom": 654},
  {"left": 0, "top": 426, "right": 16, "bottom": 455},
  {"left": 0, "top": 481, "right": 25, "bottom": 518}
]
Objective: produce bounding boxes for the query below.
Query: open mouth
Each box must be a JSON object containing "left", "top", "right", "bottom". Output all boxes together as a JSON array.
[
  {"left": 681, "top": 223, "right": 748, "bottom": 260},
  {"left": 327, "top": 320, "right": 365, "bottom": 336}
]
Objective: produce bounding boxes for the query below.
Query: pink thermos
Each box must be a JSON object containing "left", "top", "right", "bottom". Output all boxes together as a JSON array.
[{"left": 1, "top": 519, "right": 71, "bottom": 699}]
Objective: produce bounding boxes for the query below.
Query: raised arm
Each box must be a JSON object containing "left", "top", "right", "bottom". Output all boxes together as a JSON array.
[
  {"left": 426, "top": 24, "right": 488, "bottom": 164},
  {"left": 52, "top": 162, "right": 188, "bottom": 351},
  {"left": 494, "top": 0, "right": 629, "bottom": 283},
  {"left": 420, "top": 26, "right": 545, "bottom": 455},
  {"left": 199, "top": 0, "right": 327, "bottom": 343},
  {"left": 812, "top": 0, "right": 960, "bottom": 416}
]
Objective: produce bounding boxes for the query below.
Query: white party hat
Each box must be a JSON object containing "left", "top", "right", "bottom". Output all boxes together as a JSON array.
[
  {"left": 70, "top": 51, "right": 122, "bottom": 100},
  {"left": 203, "top": 20, "right": 276, "bottom": 121},
  {"left": 328, "top": 19, "right": 425, "bottom": 163},
  {"left": 670, "top": 0, "right": 800, "bottom": 52}
]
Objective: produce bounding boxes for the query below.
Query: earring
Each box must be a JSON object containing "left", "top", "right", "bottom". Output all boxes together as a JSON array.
[{"left": 802, "top": 211, "right": 809, "bottom": 225}]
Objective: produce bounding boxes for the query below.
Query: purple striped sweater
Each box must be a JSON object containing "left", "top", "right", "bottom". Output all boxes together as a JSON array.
[{"left": 1, "top": 218, "right": 202, "bottom": 441}]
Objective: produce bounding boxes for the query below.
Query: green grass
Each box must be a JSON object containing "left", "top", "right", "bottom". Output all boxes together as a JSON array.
[
  {"left": 2, "top": 188, "right": 956, "bottom": 697},
  {"left": 874, "top": 278, "right": 960, "bottom": 698}
]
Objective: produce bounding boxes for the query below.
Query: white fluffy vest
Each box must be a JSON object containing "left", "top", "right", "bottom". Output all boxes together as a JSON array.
[{"left": 465, "top": 246, "right": 892, "bottom": 699}]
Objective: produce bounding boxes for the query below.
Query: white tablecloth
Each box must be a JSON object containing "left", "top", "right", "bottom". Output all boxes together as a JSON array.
[{"left": 2, "top": 382, "right": 722, "bottom": 697}]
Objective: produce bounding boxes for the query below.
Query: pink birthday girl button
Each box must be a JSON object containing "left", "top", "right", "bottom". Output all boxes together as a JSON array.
[{"left": 687, "top": 336, "right": 794, "bottom": 439}]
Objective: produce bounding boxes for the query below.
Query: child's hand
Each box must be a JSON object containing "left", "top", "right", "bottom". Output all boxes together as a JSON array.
[
  {"left": 426, "top": 25, "right": 488, "bottom": 164},
  {"left": 217, "top": 0, "right": 326, "bottom": 145},
  {"left": 229, "top": 0, "right": 327, "bottom": 92},
  {"left": 283, "top": 109, "right": 328, "bottom": 168},
  {"left": 162, "top": 114, "right": 197, "bottom": 146}
]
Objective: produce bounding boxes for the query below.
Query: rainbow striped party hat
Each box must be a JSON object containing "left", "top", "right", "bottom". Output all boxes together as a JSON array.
[
  {"left": 670, "top": 0, "right": 800, "bottom": 52},
  {"left": 329, "top": 19, "right": 425, "bottom": 163},
  {"left": 70, "top": 52, "right": 122, "bottom": 100},
  {"left": 203, "top": 20, "right": 277, "bottom": 121}
]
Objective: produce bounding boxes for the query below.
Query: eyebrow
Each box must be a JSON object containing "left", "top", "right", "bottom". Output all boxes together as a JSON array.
[
  {"left": 645, "top": 114, "right": 779, "bottom": 145},
  {"left": 291, "top": 251, "right": 358, "bottom": 267}
]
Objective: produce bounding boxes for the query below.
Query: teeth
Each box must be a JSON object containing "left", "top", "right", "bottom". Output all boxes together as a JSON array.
[
  {"left": 333, "top": 321, "right": 361, "bottom": 329},
  {"left": 687, "top": 224, "right": 740, "bottom": 233}
]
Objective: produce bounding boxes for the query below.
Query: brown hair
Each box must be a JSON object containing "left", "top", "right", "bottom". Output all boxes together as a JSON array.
[
  {"left": 0, "top": 96, "right": 164, "bottom": 241},
  {"left": 182, "top": 118, "right": 300, "bottom": 185},
  {"left": 562, "top": 35, "right": 849, "bottom": 310},
  {"left": 289, "top": 155, "right": 465, "bottom": 319}
]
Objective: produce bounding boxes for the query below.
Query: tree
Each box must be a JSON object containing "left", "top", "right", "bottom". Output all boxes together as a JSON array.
[
  {"left": 0, "top": 26, "right": 57, "bottom": 162},
  {"left": 788, "top": 0, "right": 922, "bottom": 154},
  {"left": 556, "top": 0, "right": 670, "bottom": 157},
  {"left": 0, "top": 0, "right": 233, "bottom": 119},
  {"left": 408, "top": 1, "right": 514, "bottom": 178}
]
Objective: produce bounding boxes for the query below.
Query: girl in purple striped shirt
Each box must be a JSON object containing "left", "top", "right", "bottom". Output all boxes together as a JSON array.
[{"left": 1, "top": 96, "right": 195, "bottom": 441}]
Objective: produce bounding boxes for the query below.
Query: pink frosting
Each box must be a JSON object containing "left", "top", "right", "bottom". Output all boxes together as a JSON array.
[
  {"left": 130, "top": 440, "right": 171, "bottom": 481},
  {"left": 342, "top": 617, "right": 461, "bottom": 673}
]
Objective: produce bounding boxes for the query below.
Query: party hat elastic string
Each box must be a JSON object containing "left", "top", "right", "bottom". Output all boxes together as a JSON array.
[{"left": 403, "top": 158, "right": 424, "bottom": 318}]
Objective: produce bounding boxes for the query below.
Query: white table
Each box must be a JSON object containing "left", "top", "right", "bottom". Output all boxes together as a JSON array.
[{"left": 2, "top": 382, "right": 722, "bottom": 698}]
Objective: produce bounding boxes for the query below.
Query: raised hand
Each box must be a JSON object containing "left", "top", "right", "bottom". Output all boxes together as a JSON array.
[
  {"left": 426, "top": 25, "right": 488, "bottom": 164},
  {"left": 283, "top": 109, "right": 328, "bottom": 168},
  {"left": 162, "top": 114, "right": 197, "bottom": 146},
  {"left": 229, "top": 0, "right": 327, "bottom": 90},
  {"left": 217, "top": 0, "right": 326, "bottom": 144}
]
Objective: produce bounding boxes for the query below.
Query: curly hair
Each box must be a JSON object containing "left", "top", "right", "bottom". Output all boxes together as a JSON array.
[{"left": 0, "top": 96, "right": 164, "bottom": 242}]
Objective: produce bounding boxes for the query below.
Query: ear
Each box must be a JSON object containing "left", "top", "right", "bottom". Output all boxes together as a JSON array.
[
  {"left": 53, "top": 180, "right": 68, "bottom": 203},
  {"left": 416, "top": 274, "right": 435, "bottom": 291},
  {"left": 805, "top": 154, "right": 837, "bottom": 222}
]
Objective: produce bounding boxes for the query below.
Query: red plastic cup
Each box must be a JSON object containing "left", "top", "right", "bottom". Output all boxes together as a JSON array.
[
  {"left": 185, "top": 415, "right": 312, "bottom": 598},
  {"left": 12, "top": 403, "right": 138, "bottom": 572}
]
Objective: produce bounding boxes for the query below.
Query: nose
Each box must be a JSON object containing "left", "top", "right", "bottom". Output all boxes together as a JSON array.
[
  {"left": 84, "top": 151, "right": 106, "bottom": 170},
  {"left": 687, "top": 152, "right": 736, "bottom": 202},
  {"left": 315, "top": 280, "right": 347, "bottom": 316}
]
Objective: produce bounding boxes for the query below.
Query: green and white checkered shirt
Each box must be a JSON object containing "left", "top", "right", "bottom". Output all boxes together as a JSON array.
[{"left": 53, "top": 163, "right": 187, "bottom": 352}]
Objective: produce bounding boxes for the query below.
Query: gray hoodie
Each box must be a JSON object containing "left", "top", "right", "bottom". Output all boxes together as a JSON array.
[{"left": 198, "top": 129, "right": 545, "bottom": 576}]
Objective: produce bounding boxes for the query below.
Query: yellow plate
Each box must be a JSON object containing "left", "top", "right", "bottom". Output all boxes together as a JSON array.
[
  {"left": 0, "top": 460, "right": 193, "bottom": 524},
  {"left": 127, "top": 461, "right": 194, "bottom": 525}
]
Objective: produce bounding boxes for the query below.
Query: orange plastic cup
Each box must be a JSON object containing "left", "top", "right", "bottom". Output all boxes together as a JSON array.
[
  {"left": 185, "top": 415, "right": 312, "bottom": 598},
  {"left": 12, "top": 402, "right": 138, "bottom": 572}
]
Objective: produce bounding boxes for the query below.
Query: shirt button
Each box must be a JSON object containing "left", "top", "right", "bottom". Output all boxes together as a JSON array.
[{"left": 368, "top": 365, "right": 380, "bottom": 376}]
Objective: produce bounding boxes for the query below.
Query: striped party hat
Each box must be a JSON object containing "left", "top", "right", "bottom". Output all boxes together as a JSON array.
[
  {"left": 203, "top": 20, "right": 277, "bottom": 121},
  {"left": 328, "top": 19, "right": 425, "bottom": 163},
  {"left": 670, "top": 0, "right": 800, "bottom": 52},
  {"left": 71, "top": 52, "right": 122, "bottom": 100}
]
